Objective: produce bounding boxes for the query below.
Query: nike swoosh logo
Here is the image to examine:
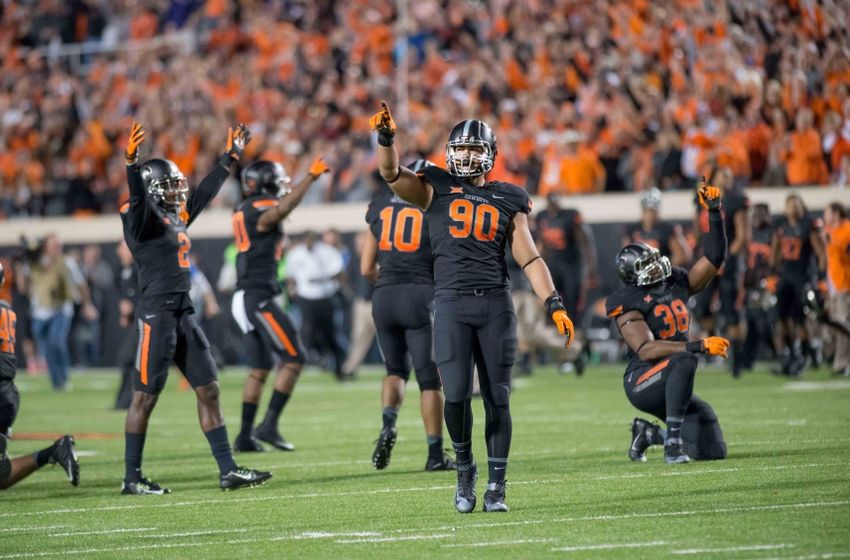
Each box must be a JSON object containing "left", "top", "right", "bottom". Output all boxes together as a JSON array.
[
  {"left": 145, "top": 314, "right": 156, "bottom": 319},
  {"left": 494, "top": 466, "right": 505, "bottom": 471},
  {"left": 493, "top": 195, "right": 504, "bottom": 199},
  {"left": 231, "top": 472, "right": 253, "bottom": 480}
]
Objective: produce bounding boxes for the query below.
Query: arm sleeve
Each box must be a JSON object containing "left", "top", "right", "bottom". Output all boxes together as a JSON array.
[
  {"left": 185, "top": 153, "right": 235, "bottom": 226},
  {"left": 703, "top": 208, "right": 728, "bottom": 268},
  {"left": 126, "top": 162, "right": 151, "bottom": 241}
]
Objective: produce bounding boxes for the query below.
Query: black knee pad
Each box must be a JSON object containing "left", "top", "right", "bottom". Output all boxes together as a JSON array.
[
  {"left": 414, "top": 363, "right": 441, "bottom": 392},
  {"left": 387, "top": 370, "right": 411, "bottom": 383}
]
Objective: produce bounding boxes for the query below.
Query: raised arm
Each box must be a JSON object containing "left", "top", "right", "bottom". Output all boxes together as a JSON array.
[
  {"left": 369, "top": 102, "right": 432, "bottom": 210},
  {"left": 185, "top": 124, "right": 251, "bottom": 226},
  {"left": 124, "top": 122, "right": 150, "bottom": 241},
  {"left": 510, "top": 211, "right": 574, "bottom": 348},
  {"left": 616, "top": 310, "right": 729, "bottom": 362},
  {"left": 257, "top": 158, "right": 330, "bottom": 233},
  {"left": 688, "top": 179, "right": 727, "bottom": 294}
]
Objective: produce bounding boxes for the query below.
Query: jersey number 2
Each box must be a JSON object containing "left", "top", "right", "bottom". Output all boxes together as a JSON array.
[
  {"left": 653, "top": 299, "right": 689, "bottom": 339},
  {"left": 379, "top": 207, "right": 422, "bottom": 252},
  {"left": 448, "top": 199, "right": 499, "bottom": 241},
  {"left": 177, "top": 232, "right": 191, "bottom": 269}
]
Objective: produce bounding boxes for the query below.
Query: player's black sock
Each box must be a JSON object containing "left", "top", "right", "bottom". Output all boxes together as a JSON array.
[
  {"left": 261, "top": 391, "right": 290, "bottom": 428},
  {"left": 483, "top": 400, "right": 511, "bottom": 482},
  {"left": 124, "top": 432, "right": 146, "bottom": 482},
  {"left": 33, "top": 443, "right": 57, "bottom": 468},
  {"left": 427, "top": 435, "right": 443, "bottom": 460},
  {"left": 240, "top": 402, "right": 258, "bottom": 438},
  {"left": 382, "top": 407, "right": 399, "bottom": 430},
  {"left": 204, "top": 426, "right": 238, "bottom": 475},
  {"left": 665, "top": 354, "right": 696, "bottom": 442},
  {"left": 444, "top": 399, "right": 473, "bottom": 465}
]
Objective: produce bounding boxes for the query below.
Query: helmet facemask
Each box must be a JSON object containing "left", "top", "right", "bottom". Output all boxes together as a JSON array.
[
  {"left": 446, "top": 141, "right": 494, "bottom": 178},
  {"left": 149, "top": 173, "right": 188, "bottom": 210},
  {"left": 633, "top": 248, "right": 672, "bottom": 286}
]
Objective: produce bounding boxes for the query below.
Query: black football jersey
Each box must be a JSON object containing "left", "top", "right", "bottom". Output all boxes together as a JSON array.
[
  {"left": 121, "top": 157, "right": 232, "bottom": 303},
  {"left": 775, "top": 217, "right": 817, "bottom": 280},
  {"left": 624, "top": 222, "right": 676, "bottom": 257},
  {"left": 746, "top": 224, "right": 774, "bottom": 287},
  {"left": 536, "top": 208, "right": 582, "bottom": 264},
  {"left": 233, "top": 194, "right": 283, "bottom": 293},
  {"left": 419, "top": 166, "right": 531, "bottom": 291},
  {"left": 606, "top": 267, "right": 691, "bottom": 369},
  {"left": 366, "top": 187, "right": 433, "bottom": 288},
  {"left": 0, "top": 300, "right": 16, "bottom": 382}
]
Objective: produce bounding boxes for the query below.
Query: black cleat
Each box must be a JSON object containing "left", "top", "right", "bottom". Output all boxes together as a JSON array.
[
  {"left": 372, "top": 427, "right": 397, "bottom": 470},
  {"left": 628, "top": 418, "right": 662, "bottom": 462},
  {"left": 0, "top": 435, "right": 10, "bottom": 486},
  {"left": 220, "top": 466, "right": 272, "bottom": 491},
  {"left": 255, "top": 425, "right": 295, "bottom": 451},
  {"left": 664, "top": 441, "right": 691, "bottom": 464},
  {"left": 483, "top": 481, "right": 509, "bottom": 512},
  {"left": 50, "top": 435, "right": 80, "bottom": 486},
  {"left": 455, "top": 462, "right": 478, "bottom": 513},
  {"left": 121, "top": 477, "right": 171, "bottom": 495},
  {"left": 234, "top": 433, "right": 266, "bottom": 453},
  {"left": 425, "top": 452, "right": 456, "bottom": 471}
]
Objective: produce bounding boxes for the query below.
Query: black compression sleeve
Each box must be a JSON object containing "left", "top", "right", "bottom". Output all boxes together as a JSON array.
[{"left": 703, "top": 209, "right": 727, "bottom": 268}]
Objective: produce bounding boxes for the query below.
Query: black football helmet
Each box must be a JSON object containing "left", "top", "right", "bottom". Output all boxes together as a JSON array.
[
  {"left": 140, "top": 158, "right": 188, "bottom": 209},
  {"left": 407, "top": 159, "right": 435, "bottom": 174},
  {"left": 241, "top": 160, "right": 291, "bottom": 198},
  {"left": 445, "top": 120, "right": 497, "bottom": 178},
  {"left": 616, "top": 242, "right": 672, "bottom": 286}
]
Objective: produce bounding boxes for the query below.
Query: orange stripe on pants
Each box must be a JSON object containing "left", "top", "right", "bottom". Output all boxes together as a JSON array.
[
  {"left": 140, "top": 322, "right": 152, "bottom": 385},
  {"left": 635, "top": 358, "right": 670, "bottom": 386},
  {"left": 261, "top": 311, "right": 297, "bottom": 357}
]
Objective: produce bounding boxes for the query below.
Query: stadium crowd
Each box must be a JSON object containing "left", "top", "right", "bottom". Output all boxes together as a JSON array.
[{"left": 0, "top": 0, "right": 849, "bottom": 218}]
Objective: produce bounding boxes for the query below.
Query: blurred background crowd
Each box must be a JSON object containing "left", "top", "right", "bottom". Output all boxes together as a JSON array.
[{"left": 0, "top": 0, "right": 849, "bottom": 218}]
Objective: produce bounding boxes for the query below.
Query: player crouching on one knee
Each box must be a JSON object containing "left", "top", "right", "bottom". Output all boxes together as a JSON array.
[{"left": 606, "top": 179, "right": 730, "bottom": 464}]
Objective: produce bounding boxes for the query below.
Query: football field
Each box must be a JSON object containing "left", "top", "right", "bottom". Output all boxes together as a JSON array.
[{"left": 2, "top": 364, "right": 849, "bottom": 559}]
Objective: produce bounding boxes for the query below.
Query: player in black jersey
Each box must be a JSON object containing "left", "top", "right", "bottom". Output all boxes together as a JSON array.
[
  {"left": 623, "top": 188, "right": 692, "bottom": 267},
  {"left": 740, "top": 204, "right": 776, "bottom": 370},
  {"left": 771, "top": 194, "right": 826, "bottom": 376},
  {"left": 230, "top": 157, "right": 330, "bottom": 452},
  {"left": 363, "top": 159, "right": 454, "bottom": 472},
  {"left": 120, "top": 122, "right": 270, "bottom": 493},
  {"left": 693, "top": 166, "right": 750, "bottom": 377},
  {"left": 607, "top": 180, "right": 730, "bottom": 464},
  {"left": 370, "top": 103, "right": 574, "bottom": 513},
  {"left": 0, "top": 262, "right": 79, "bottom": 490}
]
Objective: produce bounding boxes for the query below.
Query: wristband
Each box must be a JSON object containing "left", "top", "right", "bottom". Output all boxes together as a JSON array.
[
  {"left": 686, "top": 341, "right": 704, "bottom": 354},
  {"left": 544, "top": 292, "right": 566, "bottom": 316},
  {"left": 377, "top": 132, "right": 395, "bottom": 147}
]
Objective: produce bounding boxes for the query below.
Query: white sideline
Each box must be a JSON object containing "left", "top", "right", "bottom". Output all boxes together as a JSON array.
[
  {"left": 292, "top": 532, "right": 382, "bottom": 539},
  {"left": 551, "top": 540, "right": 668, "bottom": 552},
  {"left": 49, "top": 527, "right": 156, "bottom": 537},
  {"left": 0, "top": 526, "right": 65, "bottom": 534},
  {"left": 671, "top": 544, "right": 791, "bottom": 554},
  {"left": 334, "top": 534, "right": 452, "bottom": 544},
  {"left": 443, "top": 538, "right": 557, "bottom": 548}
]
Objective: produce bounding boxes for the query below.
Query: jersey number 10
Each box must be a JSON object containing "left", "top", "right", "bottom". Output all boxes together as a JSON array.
[{"left": 379, "top": 207, "right": 423, "bottom": 252}]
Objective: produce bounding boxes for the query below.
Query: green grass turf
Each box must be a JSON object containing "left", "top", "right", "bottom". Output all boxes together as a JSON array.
[{"left": 1, "top": 364, "right": 849, "bottom": 559}]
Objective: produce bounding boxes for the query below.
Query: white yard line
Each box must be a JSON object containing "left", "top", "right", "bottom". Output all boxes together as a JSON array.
[
  {"left": 138, "top": 528, "right": 248, "bottom": 538},
  {"left": 0, "top": 526, "right": 65, "bottom": 534},
  {"left": 443, "top": 538, "right": 557, "bottom": 548},
  {"left": 747, "top": 554, "right": 850, "bottom": 560},
  {"left": 671, "top": 544, "right": 792, "bottom": 555},
  {"left": 334, "top": 533, "right": 452, "bottom": 544},
  {"left": 291, "top": 531, "right": 382, "bottom": 539},
  {"left": 552, "top": 540, "right": 668, "bottom": 552},
  {"left": 590, "top": 462, "right": 844, "bottom": 481},
  {"left": 49, "top": 527, "right": 156, "bottom": 537}
]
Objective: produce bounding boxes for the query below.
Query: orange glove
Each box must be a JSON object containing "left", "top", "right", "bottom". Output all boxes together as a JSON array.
[
  {"left": 125, "top": 122, "right": 145, "bottom": 164},
  {"left": 308, "top": 157, "right": 330, "bottom": 177},
  {"left": 226, "top": 123, "right": 252, "bottom": 160},
  {"left": 697, "top": 176, "right": 722, "bottom": 211},
  {"left": 552, "top": 309, "right": 574, "bottom": 350},
  {"left": 702, "top": 336, "right": 730, "bottom": 358},
  {"left": 369, "top": 102, "right": 396, "bottom": 145}
]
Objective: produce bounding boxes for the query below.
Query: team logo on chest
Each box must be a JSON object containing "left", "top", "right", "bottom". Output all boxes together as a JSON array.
[
  {"left": 450, "top": 186, "right": 463, "bottom": 194},
  {"left": 643, "top": 294, "right": 653, "bottom": 304}
]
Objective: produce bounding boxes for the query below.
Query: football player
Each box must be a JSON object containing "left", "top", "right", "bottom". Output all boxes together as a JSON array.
[
  {"left": 740, "top": 203, "right": 776, "bottom": 371},
  {"left": 0, "top": 262, "right": 79, "bottom": 490},
  {"left": 120, "top": 122, "right": 270, "bottom": 493},
  {"left": 370, "top": 103, "right": 574, "bottom": 513},
  {"left": 607, "top": 179, "right": 729, "bottom": 464},
  {"left": 362, "top": 159, "right": 454, "bottom": 472},
  {"left": 771, "top": 194, "right": 827, "bottom": 376},
  {"left": 692, "top": 166, "right": 750, "bottom": 377},
  {"left": 623, "top": 187, "right": 692, "bottom": 267},
  {"left": 230, "top": 157, "right": 330, "bottom": 452}
]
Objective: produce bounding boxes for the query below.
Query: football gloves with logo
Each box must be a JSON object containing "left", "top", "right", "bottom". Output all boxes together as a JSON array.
[
  {"left": 226, "top": 124, "right": 252, "bottom": 160},
  {"left": 369, "top": 102, "right": 396, "bottom": 146},
  {"left": 545, "top": 293, "right": 574, "bottom": 349},
  {"left": 126, "top": 122, "right": 145, "bottom": 165},
  {"left": 308, "top": 157, "right": 330, "bottom": 177},
  {"left": 697, "top": 176, "right": 722, "bottom": 211}
]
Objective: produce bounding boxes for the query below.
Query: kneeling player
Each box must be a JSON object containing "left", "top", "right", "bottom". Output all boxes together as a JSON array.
[
  {"left": 231, "top": 157, "right": 330, "bottom": 452},
  {"left": 606, "top": 181, "right": 730, "bottom": 463},
  {"left": 0, "top": 262, "right": 79, "bottom": 490},
  {"left": 363, "top": 159, "right": 454, "bottom": 472}
]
